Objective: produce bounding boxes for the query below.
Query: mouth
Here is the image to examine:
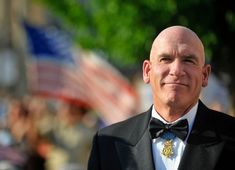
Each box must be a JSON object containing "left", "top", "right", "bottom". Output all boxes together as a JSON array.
[{"left": 163, "top": 82, "right": 188, "bottom": 87}]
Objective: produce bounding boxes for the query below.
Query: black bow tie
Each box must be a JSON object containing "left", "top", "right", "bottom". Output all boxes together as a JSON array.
[{"left": 149, "top": 118, "right": 189, "bottom": 141}]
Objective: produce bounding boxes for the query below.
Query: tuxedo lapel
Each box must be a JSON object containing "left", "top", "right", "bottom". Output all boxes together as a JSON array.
[
  {"left": 178, "top": 101, "right": 225, "bottom": 170},
  {"left": 115, "top": 129, "right": 155, "bottom": 170},
  {"left": 115, "top": 109, "right": 155, "bottom": 170},
  {"left": 178, "top": 141, "right": 224, "bottom": 170}
]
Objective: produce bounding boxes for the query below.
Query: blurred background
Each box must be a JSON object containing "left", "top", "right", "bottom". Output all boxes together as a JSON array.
[{"left": 0, "top": 0, "right": 235, "bottom": 169}]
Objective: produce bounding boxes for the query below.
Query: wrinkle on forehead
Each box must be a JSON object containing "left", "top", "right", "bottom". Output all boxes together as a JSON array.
[{"left": 150, "top": 26, "right": 205, "bottom": 64}]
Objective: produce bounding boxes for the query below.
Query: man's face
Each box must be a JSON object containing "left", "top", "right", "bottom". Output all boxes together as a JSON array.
[{"left": 143, "top": 28, "right": 211, "bottom": 109}]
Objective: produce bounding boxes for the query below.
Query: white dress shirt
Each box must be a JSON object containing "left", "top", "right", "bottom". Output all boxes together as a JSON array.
[{"left": 151, "top": 102, "right": 198, "bottom": 170}]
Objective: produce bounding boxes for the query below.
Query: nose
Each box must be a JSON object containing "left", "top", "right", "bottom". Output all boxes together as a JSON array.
[{"left": 169, "top": 60, "right": 185, "bottom": 77}]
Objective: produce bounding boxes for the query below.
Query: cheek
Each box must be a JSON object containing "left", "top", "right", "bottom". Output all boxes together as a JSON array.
[
  {"left": 149, "top": 68, "right": 168, "bottom": 92},
  {"left": 151, "top": 65, "right": 168, "bottom": 80}
]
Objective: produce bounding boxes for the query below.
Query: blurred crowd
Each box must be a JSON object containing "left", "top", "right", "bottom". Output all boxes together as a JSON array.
[{"left": 0, "top": 95, "right": 99, "bottom": 170}]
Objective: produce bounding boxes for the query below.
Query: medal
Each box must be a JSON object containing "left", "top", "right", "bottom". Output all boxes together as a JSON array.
[
  {"left": 162, "top": 139, "right": 174, "bottom": 158},
  {"left": 160, "top": 132, "right": 175, "bottom": 158}
]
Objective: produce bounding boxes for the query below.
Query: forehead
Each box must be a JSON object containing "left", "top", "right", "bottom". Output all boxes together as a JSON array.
[
  {"left": 150, "top": 27, "right": 205, "bottom": 62},
  {"left": 154, "top": 39, "right": 198, "bottom": 57}
]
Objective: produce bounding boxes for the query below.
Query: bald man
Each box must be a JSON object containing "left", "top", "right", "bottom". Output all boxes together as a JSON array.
[{"left": 88, "top": 26, "right": 235, "bottom": 170}]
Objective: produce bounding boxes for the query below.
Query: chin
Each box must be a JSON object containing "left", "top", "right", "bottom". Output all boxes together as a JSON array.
[{"left": 165, "top": 96, "right": 182, "bottom": 106}]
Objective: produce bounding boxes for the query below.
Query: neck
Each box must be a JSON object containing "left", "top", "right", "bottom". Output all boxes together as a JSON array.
[{"left": 154, "top": 102, "right": 196, "bottom": 123}]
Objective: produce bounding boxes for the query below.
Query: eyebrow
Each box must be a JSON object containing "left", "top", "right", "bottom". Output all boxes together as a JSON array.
[
  {"left": 158, "top": 53, "right": 199, "bottom": 60},
  {"left": 182, "top": 54, "right": 199, "bottom": 60},
  {"left": 157, "top": 53, "right": 172, "bottom": 58},
  {"left": 156, "top": 53, "right": 201, "bottom": 65}
]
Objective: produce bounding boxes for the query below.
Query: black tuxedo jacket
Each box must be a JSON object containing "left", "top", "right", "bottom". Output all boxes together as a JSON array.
[{"left": 88, "top": 101, "right": 235, "bottom": 170}]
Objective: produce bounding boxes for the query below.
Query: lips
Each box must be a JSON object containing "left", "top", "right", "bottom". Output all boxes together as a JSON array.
[{"left": 163, "top": 82, "right": 188, "bottom": 86}]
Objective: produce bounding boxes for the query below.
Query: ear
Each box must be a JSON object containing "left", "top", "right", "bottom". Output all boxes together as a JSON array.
[
  {"left": 143, "top": 60, "right": 151, "bottom": 84},
  {"left": 202, "top": 64, "right": 211, "bottom": 87}
]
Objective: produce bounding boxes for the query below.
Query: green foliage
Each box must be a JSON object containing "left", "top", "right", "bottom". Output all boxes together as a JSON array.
[
  {"left": 34, "top": 0, "right": 233, "bottom": 70},
  {"left": 226, "top": 10, "right": 235, "bottom": 31},
  {"left": 34, "top": 0, "right": 178, "bottom": 66}
]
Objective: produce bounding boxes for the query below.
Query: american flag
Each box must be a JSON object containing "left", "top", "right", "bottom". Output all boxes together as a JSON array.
[{"left": 23, "top": 22, "right": 139, "bottom": 125}]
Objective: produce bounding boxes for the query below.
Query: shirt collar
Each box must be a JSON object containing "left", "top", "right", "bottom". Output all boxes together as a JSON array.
[{"left": 151, "top": 102, "right": 198, "bottom": 136}]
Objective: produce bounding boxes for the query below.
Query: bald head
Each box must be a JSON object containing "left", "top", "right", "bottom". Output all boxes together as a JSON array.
[{"left": 150, "top": 26, "right": 205, "bottom": 64}]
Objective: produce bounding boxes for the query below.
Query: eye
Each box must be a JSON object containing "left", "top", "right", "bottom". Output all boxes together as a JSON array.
[
  {"left": 159, "top": 57, "right": 172, "bottom": 63},
  {"left": 184, "top": 59, "right": 195, "bottom": 63},
  {"left": 183, "top": 56, "right": 197, "bottom": 65}
]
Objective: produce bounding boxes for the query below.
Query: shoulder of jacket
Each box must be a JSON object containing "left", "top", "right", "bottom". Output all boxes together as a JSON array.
[{"left": 98, "top": 111, "right": 148, "bottom": 135}]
